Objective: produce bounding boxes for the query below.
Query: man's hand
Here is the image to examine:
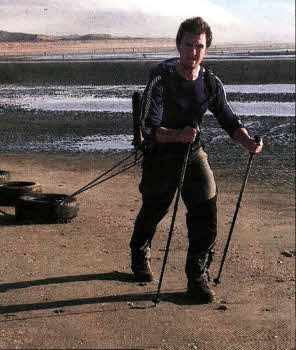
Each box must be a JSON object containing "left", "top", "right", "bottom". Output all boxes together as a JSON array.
[
  {"left": 155, "top": 125, "right": 200, "bottom": 144},
  {"left": 177, "top": 126, "right": 199, "bottom": 143},
  {"left": 247, "top": 137, "right": 263, "bottom": 154},
  {"left": 233, "top": 128, "right": 263, "bottom": 154}
]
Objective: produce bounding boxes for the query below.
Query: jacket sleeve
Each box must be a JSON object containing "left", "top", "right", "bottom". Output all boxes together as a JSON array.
[
  {"left": 140, "top": 74, "right": 164, "bottom": 142},
  {"left": 208, "top": 76, "right": 244, "bottom": 138}
]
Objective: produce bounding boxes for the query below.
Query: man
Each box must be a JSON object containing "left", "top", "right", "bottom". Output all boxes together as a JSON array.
[{"left": 130, "top": 17, "right": 263, "bottom": 303}]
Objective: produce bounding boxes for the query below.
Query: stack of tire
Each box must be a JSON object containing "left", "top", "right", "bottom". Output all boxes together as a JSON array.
[
  {"left": 0, "top": 180, "right": 42, "bottom": 205},
  {"left": 0, "top": 170, "right": 78, "bottom": 224}
]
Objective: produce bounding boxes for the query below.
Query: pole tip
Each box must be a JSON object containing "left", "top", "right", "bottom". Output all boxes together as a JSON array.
[
  {"left": 152, "top": 298, "right": 160, "bottom": 305},
  {"left": 213, "top": 278, "right": 221, "bottom": 285}
]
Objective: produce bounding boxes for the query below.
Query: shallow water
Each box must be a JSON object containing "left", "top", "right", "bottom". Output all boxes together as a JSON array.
[
  {"left": 0, "top": 84, "right": 294, "bottom": 115},
  {"left": 0, "top": 83, "right": 294, "bottom": 149}
]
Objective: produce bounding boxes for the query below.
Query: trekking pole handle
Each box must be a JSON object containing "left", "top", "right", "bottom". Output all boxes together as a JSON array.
[
  {"left": 250, "top": 135, "right": 262, "bottom": 155},
  {"left": 191, "top": 121, "right": 198, "bottom": 129},
  {"left": 254, "top": 135, "right": 262, "bottom": 143},
  {"left": 190, "top": 121, "right": 199, "bottom": 144}
]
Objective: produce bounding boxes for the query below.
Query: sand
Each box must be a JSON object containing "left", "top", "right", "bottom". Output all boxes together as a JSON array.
[
  {"left": 0, "top": 39, "right": 176, "bottom": 58},
  {"left": 0, "top": 152, "right": 294, "bottom": 349}
]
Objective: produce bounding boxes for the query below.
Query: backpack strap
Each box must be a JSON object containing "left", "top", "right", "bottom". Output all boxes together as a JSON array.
[
  {"left": 202, "top": 65, "right": 218, "bottom": 103},
  {"left": 131, "top": 63, "right": 218, "bottom": 152}
]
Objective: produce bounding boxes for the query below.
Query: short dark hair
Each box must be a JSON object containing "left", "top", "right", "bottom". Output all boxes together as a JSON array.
[{"left": 176, "top": 17, "right": 213, "bottom": 49}]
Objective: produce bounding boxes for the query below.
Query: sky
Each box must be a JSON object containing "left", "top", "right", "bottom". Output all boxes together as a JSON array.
[{"left": 0, "top": 0, "right": 295, "bottom": 43}]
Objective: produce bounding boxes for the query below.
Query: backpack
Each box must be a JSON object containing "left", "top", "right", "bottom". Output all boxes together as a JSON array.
[{"left": 131, "top": 60, "right": 217, "bottom": 152}]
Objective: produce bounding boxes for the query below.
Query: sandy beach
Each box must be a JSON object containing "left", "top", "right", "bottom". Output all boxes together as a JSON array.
[
  {"left": 0, "top": 151, "right": 294, "bottom": 349},
  {"left": 0, "top": 39, "right": 177, "bottom": 58}
]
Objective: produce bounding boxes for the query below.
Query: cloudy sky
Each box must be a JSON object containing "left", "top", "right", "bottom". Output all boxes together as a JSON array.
[{"left": 0, "top": 0, "right": 294, "bottom": 43}]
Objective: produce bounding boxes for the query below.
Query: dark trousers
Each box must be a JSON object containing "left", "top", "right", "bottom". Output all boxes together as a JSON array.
[{"left": 130, "top": 147, "right": 217, "bottom": 262}]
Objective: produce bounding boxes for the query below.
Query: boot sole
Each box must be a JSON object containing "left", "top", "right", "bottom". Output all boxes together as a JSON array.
[
  {"left": 187, "top": 290, "right": 215, "bottom": 304},
  {"left": 133, "top": 272, "right": 153, "bottom": 282}
]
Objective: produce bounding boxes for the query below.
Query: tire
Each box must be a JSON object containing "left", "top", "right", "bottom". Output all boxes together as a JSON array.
[
  {"left": 0, "top": 170, "right": 11, "bottom": 185},
  {"left": 0, "top": 181, "right": 42, "bottom": 206},
  {"left": 15, "top": 194, "right": 79, "bottom": 224}
]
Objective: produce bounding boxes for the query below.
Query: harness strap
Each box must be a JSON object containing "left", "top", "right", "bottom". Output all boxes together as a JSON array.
[{"left": 131, "top": 64, "right": 218, "bottom": 152}]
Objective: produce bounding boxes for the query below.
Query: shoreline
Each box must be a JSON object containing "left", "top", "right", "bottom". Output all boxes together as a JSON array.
[{"left": 0, "top": 106, "right": 294, "bottom": 192}]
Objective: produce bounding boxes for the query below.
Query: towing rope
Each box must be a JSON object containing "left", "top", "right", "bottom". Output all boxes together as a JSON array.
[{"left": 68, "top": 151, "right": 143, "bottom": 199}]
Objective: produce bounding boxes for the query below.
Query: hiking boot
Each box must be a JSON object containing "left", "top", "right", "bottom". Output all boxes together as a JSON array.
[
  {"left": 131, "top": 250, "right": 153, "bottom": 282},
  {"left": 185, "top": 251, "right": 215, "bottom": 303},
  {"left": 187, "top": 276, "right": 215, "bottom": 303}
]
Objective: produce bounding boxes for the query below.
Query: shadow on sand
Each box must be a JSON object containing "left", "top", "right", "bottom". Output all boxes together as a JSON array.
[{"left": 0, "top": 271, "right": 207, "bottom": 315}]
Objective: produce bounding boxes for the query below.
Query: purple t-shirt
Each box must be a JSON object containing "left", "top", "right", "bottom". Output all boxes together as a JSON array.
[{"left": 141, "top": 58, "right": 244, "bottom": 151}]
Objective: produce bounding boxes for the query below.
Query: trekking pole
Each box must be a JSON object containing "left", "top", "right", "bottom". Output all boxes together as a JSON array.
[
  {"left": 214, "top": 136, "right": 262, "bottom": 285},
  {"left": 153, "top": 125, "right": 197, "bottom": 305}
]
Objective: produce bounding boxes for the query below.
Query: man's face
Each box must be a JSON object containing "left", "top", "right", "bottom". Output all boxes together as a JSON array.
[{"left": 177, "top": 32, "right": 208, "bottom": 70}]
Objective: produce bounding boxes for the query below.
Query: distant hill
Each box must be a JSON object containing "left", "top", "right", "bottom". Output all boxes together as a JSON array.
[
  {"left": 0, "top": 30, "right": 37, "bottom": 42},
  {"left": 0, "top": 30, "right": 113, "bottom": 42}
]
